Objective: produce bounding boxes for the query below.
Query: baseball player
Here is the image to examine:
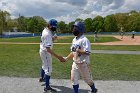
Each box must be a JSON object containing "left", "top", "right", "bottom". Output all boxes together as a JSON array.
[
  {"left": 64, "top": 21, "right": 98, "bottom": 93},
  {"left": 131, "top": 30, "right": 136, "bottom": 39},
  {"left": 119, "top": 27, "right": 124, "bottom": 39},
  {"left": 39, "top": 19, "right": 65, "bottom": 92}
]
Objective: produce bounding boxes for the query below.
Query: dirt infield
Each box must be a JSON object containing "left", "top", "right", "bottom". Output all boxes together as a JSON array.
[{"left": 93, "top": 36, "right": 140, "bottom": 45}]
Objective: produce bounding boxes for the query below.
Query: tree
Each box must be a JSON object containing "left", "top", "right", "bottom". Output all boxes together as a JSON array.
[
  {"left": 32, "top": 16, "right": 47, "bottom": 33},
  {"left": 0, "top": 10, "right": 2, "bottom": 35},
  {"left": 84, "top": 18, "right": 93, "bottom": 33},
  {"left": 57, "top": 21, "right": 67, "bottom": 33},
  {"left": 128, "top": 16, "right": 140, "bottom": 32},
  {"left": 0, "top": 10, "right": 10, "bottom": 35},
  {"left": 114, "top": 13, "right": 129, "bottom": 32},
  {"left": 130, "top": 10, "right": 137, "bottom": 14},
  {"left": 26, "top": 16, "right": 47, "bottom": 33},
  {"left": 7, "top": 19, "right": 18, "bottom": 32},
  {"left": 17, "top": 15, "right": 27, "bottom": 32},
  {"left": 92, "top": 16, "right": 104, "bottom": 32},
  {"left": 75, "top": 18, "right": 83, "bottom": 22},
  {"left": 104, "top": 14, "right": 119, "bottom": 32},
  {"left": 67, "top": 21, "right": 75, "bottom": 33}
]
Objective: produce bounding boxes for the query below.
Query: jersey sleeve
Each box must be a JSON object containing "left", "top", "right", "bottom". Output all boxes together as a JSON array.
[{"left": 82, "top": 39, "right": 91, "bottom": 54}]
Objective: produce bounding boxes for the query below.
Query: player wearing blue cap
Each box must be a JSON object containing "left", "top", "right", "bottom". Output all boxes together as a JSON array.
[
  {"left": 39, "top": 19, "right": 65, "bottom": 92},
  {"left": 64, "top": 21, "right": 98, "bottom": 93}
]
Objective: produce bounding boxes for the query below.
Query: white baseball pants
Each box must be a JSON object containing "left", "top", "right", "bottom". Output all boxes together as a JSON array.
[
  {"left": 71, "top": 62, "right": 94, "bottom": 86},
  {"left": 39, "top": 50, "right": 52, "bottom": 76}
]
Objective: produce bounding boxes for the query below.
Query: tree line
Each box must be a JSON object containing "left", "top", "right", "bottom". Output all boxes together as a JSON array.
[{"left": 0, "top": 10, "right": 140, "bottom": 35}]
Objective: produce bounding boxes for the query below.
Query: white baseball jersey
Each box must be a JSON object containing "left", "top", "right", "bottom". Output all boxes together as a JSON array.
[
  {"left": 40, "top": 28, "right": 53, "bottom": 51},
  {"left": 71, "top": 35, "right": 94, "bottom": 86},
  {"left": 71, "top": 35, "right": 91, "bottom": 64},
  {"left": 39, "top": 28, "right": 53, "bottom": 76}
]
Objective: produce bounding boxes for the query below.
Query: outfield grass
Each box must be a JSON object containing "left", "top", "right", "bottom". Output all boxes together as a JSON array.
[
  {"left": 0, "top": 44, "right": 140, "bottom": 80},
  {"left": 0, "top": 37, "right": 40, "bottom": 43},
  {"left": 54, "top": 36, "right": 120, "bottom": 43},
  {"left": 92, "top": 45, "right": 140, "bottom": 51},
  {"left": 0, "top": 36, "right": 120, "bottom": 43},
  {"left": 92, "top": 54, "right": 140, "bottom": 80},
  {"left": 0, "top": 45, "right": 40, "bottom": 77}
]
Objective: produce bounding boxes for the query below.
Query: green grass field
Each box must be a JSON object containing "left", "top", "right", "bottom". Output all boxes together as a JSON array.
[
  {"left": 92, "top": 45, "right": 140, "bottom": 51},
  {"left": 0, "top": 36, "right": 41, "bottom": 43},
  {"left": 0, "top": 35, "right": 120, "bottom": 43},
  {"left": 0, "top": 44, "right": 140, "bottom": 80}
]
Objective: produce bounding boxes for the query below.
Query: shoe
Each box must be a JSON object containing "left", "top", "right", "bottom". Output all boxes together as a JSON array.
[
  {"left": 39, "top": 77, "right": 45, "bottom": 82},
  {"left": 44, "top": 86, "right": 57, "bottom": 92},
  {"left": 91, "top": 88, "right": 98, "bottom": 93}
]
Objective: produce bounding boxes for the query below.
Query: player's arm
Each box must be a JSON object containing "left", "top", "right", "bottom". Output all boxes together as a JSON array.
[
  {"left": 66, "top": 52, "right": 73, "bottom": 59},
  {"left": 63, "top": 52, "right": 73, "bottom": 61},
  {"left": 77, "top": 39, "right": 91, "bottom": 55},
  {"left": 46, "top": 47, "right": 65, "bottom": 62}
]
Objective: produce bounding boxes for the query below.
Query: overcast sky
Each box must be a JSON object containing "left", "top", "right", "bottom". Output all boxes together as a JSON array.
[{"left": 0, "top": 0, "right": 140, "bottom": 23}]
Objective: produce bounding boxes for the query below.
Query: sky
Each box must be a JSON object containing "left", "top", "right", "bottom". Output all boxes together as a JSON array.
[{"left": 0, "top": 0, "right": 140, "bottom": 23}]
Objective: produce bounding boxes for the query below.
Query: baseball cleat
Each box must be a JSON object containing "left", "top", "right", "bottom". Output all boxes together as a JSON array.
[
  {"left": 44, "top": 86, "right": 57, "bottom": 93},
  {"left": 39, "top": 77, "right": 45, "bottom": 82},
  {"left": 91, "top": 88, "right": 98, "bottom": 93}
]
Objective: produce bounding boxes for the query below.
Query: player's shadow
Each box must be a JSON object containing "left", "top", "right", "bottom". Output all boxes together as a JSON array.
[{"left": 51, "top": 85, "right": 89, "bottom": 93}]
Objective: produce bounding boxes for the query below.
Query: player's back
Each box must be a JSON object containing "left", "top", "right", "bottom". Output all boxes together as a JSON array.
[{"left": 40, "top": 28, "right": 53, "bottom": 51}]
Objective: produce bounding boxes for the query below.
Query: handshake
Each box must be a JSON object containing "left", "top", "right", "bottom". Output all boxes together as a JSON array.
[
  {"left": 57, "top": 56, "right": 68, "bottom": 62},
  {"left": 56, "top": 44, "right": 82, "bottom": 62}
]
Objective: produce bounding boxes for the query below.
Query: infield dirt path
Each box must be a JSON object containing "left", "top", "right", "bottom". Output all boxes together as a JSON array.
[{"left": 93, "top": 36, "right": 140, "bottom": 45}]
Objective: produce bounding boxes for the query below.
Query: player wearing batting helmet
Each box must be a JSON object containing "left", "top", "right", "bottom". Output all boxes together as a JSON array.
[
  {"left": 64, "top": 21, "right": 98, "bottom": 93},
  {"left": 39, "top": 19, "right": 65, "bottom": 92}
]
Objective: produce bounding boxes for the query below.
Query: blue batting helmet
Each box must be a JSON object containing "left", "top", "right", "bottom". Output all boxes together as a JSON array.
[
  {"left": 48, "top": 19, "right": 58, "bottom": 27},
  {"left": 73, "top": 21, "right": 85, "bottom": 33}
]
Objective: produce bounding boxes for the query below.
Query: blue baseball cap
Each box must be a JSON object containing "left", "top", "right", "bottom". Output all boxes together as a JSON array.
[
  {"left": 73, "top": 21, "right": 85, "bottom": 33},
  {"left": 48, "top": 19, "right": 58, "bottom": 27}
]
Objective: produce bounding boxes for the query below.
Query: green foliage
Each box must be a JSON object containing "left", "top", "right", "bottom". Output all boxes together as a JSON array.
[
  {"left": 12, "top": 15, "right": 47, "bottom": 33},
  {"left": 1, "top": 10, "right": 140, "bottom": 35},
  {"left": 92, "top": 16, "right": 104, "bottom": 32},
  {"left": 127, "top": 13, "right": 140, "bottom": 31},
  {"left": 58, "top": 21, "right": 67, "bottom": 33},
  {"left": 84, "top": 18, "right": 93, "bottom": 32},
  {"left": 75, "top": 18, "right": 83, "bottom": 22},
  {"left": 114, "top": 13, "right": 129, "bottom": 31},
  {"left": 7, "top": 19, "right": 18, "bottom": 31},
  {"left": 67, "top": 21, "right": 75, "bottom": 33},
  {"left": 0, "top": 10, "right": 10, "bottom": 34},
  {"left": 104, "top": 14, "right": 119, "bottom": 32}
]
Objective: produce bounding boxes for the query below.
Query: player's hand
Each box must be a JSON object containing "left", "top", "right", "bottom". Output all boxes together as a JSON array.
[
  {"left": 63, "top": 57, "right": 68, "bottom": 62},
  {"left": 58, "top": 56, "right": 66, "bottom": 62}
]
